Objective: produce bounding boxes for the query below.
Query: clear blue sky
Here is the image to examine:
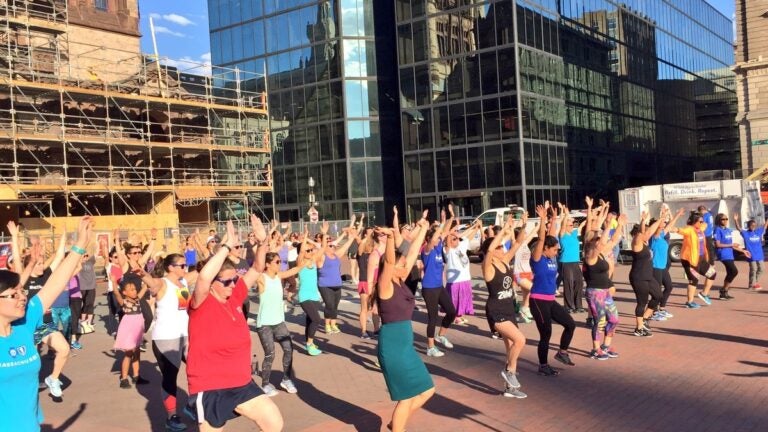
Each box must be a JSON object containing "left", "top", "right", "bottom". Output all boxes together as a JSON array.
[{"left": 138, "top": 0, "right": 737, "bottom": 70}]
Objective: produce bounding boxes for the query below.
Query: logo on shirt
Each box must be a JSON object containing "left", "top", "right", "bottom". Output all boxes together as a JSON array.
[
  {"left": 547, "top": 261, "right": 558, "bottom": 272},
  {"left": 502, "top": 275, "right": 512, "bottom": 290},
  {"left": 8, "top": 345, "right": 26, "bottom": 358}
]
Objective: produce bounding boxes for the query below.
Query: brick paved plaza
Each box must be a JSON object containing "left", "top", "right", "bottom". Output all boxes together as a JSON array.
[{"left": 39, "top": 260, "right": 768, "bottom": 432}]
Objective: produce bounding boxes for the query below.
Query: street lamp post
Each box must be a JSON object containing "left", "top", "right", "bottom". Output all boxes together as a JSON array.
[{"left": 307, "top": 176, "right": 319, "bottom": 224}]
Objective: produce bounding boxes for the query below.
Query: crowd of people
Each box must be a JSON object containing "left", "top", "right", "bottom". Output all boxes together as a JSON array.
[{"left": 0, "top": 197, "right": 765, "bottom": 431}]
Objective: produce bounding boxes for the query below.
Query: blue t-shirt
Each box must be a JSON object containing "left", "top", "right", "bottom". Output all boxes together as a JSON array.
[
  {"left": 184, "top": 249, "right": 197, "bottom": 268},
  {"left": 559, "top": 231, "right": 580, "bottom": 263},
  {"left": 650, "top": 230, "right": 669, "bottom": 269},
  {"left": 713, "top": 227, "right": 734, "bottom": 261},
  {"left": 1, "top": 296, "right": 44, "bottom": 432},
  {"left": 741, "top": 227, "right": 765, "bottom": 262},
  {"left": 702, "top": 212, "right": 714, "bottom": 237},
  {"left": 421, "top": 239, "right": 445, "bottom": 289},
  {"left": 530, "top": 255, "right": 558, "bottom": 296}
]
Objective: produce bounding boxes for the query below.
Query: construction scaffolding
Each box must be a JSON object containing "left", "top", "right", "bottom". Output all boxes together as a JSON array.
[{"left": 0, "top": 0, "right": 272, "bottom": 226}]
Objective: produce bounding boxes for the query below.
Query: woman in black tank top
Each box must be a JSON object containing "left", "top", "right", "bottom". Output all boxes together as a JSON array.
[
  {"left": 581, "top": 199, "right": 626, "bottom": 358},
  {"left": 629, "top": 210, "right": 665, "bottom": 337},
  {"left": 374, "top": 214, "right": 433, "bottom": 432},
  {"left": 481, "top": 215, "right": 527, "bottom": 398}
]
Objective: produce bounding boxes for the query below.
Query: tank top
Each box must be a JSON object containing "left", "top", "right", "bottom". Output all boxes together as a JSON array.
[
  {"left": 152, "top": 278, "right": 190, "bottom": 340},
  {"left": 629, "top": 244, "right": 654, "bottom": 281},
  {"left": 257, "top": 274, "right": 285, "bottom": 327},
  {"left": 584, "top": 255, "right": 612, "bottom": 289},
  {"left": 357, "top": 252, "right": 370, "bottom": 282},
  {"left": 184, "top": 248, "right": 197, "bottom": 268},
  {"left": 298, "top": 265, "right": 321, "bottom": 303},
  {"left": 378, "top": 280, "right": 415, "bottom": 324},
  {"left": 318, "top": 255, "right": 342, "bottom": 287},
  {"left": 486, "top": 261, "right": 516, "bottom": 312}
]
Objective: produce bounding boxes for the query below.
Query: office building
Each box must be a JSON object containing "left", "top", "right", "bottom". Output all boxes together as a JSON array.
[{"left": 209, "top": 0, "right": 737, "bottom": 219}]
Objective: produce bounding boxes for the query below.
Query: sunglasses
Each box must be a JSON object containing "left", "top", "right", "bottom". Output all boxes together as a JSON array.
[
  {"left": 171, "top": 263, "right": 187, "bottom": 269},
  {"left": 272, "top": 259, "right": 282, "bottom": 264},
  {"left": 233, "top": 245, "right": 242, "bottom": 249},
  {"left": 215, "top": 276, "right": 239, "bottom": 287},
  {"left": 110, "top": 255, "right": 118, "bottom": 260},
  {"left": 329, "top": 245, "right": 336, "bottom": 248}
]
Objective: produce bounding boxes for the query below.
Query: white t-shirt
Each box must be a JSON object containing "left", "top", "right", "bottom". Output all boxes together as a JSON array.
[
  {"left": 287, "top": 242, "right": 298, "bottom": 262},
  {"left": 445, "top": 238, "right": 471, "bottom": 283},
  {"left": 152, "top": 278, "right": 190, "bottom": 341},
  {"left": 514, "top": 243, "right": 532, "bottom": 275}
]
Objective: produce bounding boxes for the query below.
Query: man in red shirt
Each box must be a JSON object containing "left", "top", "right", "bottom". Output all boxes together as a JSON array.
[{"left": 186, "top": 217, "right": 282, "bottom": 431}]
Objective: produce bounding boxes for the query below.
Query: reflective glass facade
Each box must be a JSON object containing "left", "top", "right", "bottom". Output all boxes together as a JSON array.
[
  {"left": 395, "top": 0, "right": 737, "bottom": 215},
  {"left": 209, "top": 0, "right": 396, "bottom": 222},
  {"left": 208, "top": 0, "right": 737, "bottom": 219}
]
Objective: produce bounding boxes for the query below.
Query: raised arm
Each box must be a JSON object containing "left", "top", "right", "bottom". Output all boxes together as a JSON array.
[
  {"left": 48, "top": 232, "right": 67, "bottom": 271},
  {"left": 439, "top": 203, "right": 456, "bottom": 239},
  {"left": 7, "top": 221, "right": 23, "bottom": 273},
  {"left": 335, "top": 220, "right": 359, "bottom": 257},
  {"left": 193, "top": 221, "right": 237, "bottom": 308},
  {"left": 139, "top": 228, "right": 157, "bottom": 267},
  {"left": 642, "top": 209, "right": 665, "bottom": 243},
  {"left": 665, "top": 208, "right": 686, "bottom": 234},
  {"left": 37, "top": 217, "right": 94, "bottom": 311},
  {"left": 114, "top": 229, "right": 128, "bottom": 269},
  {"left": 532, "top": 205, "right": 548, "bottom": 261},
  {"left": 482, "top": 217, "right": 513, "bottom": 279},
  {"left": 393, "top": 206, "right": 404, "bottom": 248},
  {"left": 502, "top": 215, "right": 527, "bottom": 263},
  {"left": 558, "top": 203, "right": 570, "bottom": 237},
  {"left": 242, "top": 214, "right": 269, "bottom": 289},
  {"left": 603, "top": 214, "right": 627, "bottom": 251}
]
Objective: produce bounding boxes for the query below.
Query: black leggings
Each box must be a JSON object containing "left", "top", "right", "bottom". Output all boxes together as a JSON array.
[
  {"left": 69, "top": 297, "right": 83, "bottom": 338},
  {"left": 152, "top": 337, "right": 187, "bottom": 414},
  {"left": 422, "top": 286, "right": 456, "bottom": 338},
  {"left": 561, "top": 262, "right": 584, "bottom": 310},
  {"left": 630, "top": 278, "right": 662, "bottom": 317},
  {"left": 653, "top": 268, "right": 674, "bottom": 308},
  {"left": 300, "top": 300, "right": 323, "bottom": 341},
  {"left": 242, "top": 297, "right": 251, "bottom": 320},
  {"left": 256, "top": 322, "right": 293, "bottom": 386},
  {"left": 530, "top": 298, "right": 575, "bottom": 365},
  {"left": 722, "top": 260, "right": 738, "bottom": 284},
  {"left": 319, "top": 286, "right": 342, "bottom": 319}
]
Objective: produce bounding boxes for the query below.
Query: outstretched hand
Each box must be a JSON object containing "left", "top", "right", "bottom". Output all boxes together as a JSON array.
[
  {"left": 75, "top": 216, "right": 94, "bottom": 249},
  {"left": 225, "top": 221, "right": 238, "bottom": 248},
  {"left": 251, "top": 214, "right": 267, "bottom": 242}
]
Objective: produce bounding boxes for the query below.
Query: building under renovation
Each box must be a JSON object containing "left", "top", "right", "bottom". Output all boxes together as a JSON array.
[{"left": 0, "top": 0, "right": 271, "bottom": 239}]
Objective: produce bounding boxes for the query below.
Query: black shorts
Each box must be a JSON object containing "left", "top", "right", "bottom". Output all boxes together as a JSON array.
[
  {"left": 487, "top": 304, "right": 518, "bottom": 327},
  {"left": 681, "top": 259, "right": 716, "bottom": 285},
  {"left": 81, "top": 289, "right": 96, "bottom": 315},
  {"left": 193, "top": 380, "right": 265, "bottom": 428}
]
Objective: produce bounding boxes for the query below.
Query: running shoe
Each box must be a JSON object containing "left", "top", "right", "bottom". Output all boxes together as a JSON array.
[
  {"left": 650, "top": 311, "right": 667, "bottom": 321},
  {"left": 436, "top": 335, "right": 454, "bottom": 349},
  {"left": 262, "top": 384, "right": 279, "bottom": 397},
  {"left": 491, "top": 332, "right": 502, "bottom": 340},
  {"left": 331, "top": 324, "right": 341, "bottom": 334},
  {"left": 165, "top": 414, "right": 188, "bottom": 431},
  {"left": 725, "top": 292, "right": 735, "bottom": 299},
  {"left": 601, "top": 345, "right": 619, "bottom": 358},
  {"left": 306, "top": 344, "right": 322, "bottom": 356},
  {"left": 554, "top": 351, "right": 575, "bottom": 366},
  {"left": 280, "top": 379, "right": 298, "bottom": 394},
  {"left": 140, "top": 341, "right": 147, "bottom": 352},
  {"left": 70, "top": 341, "right": 83, "bottom": 350},
  {"left": 521, "top": 307, "right": 534, "bottom": 320},
  {"left": 685, "top": 301, "right": 701, "bottom": 309},
  {"left": 360, "top": 332, "right": 372, "bottom": 340},
  {"left": 119, "top": 378, "right": 131, "bottom": 389},
  {"left": 503, "top": 385, "right": 528, "bottom": 399},
  {"left": 325, "top": 324, "right": 332, "bottom": 334},
  {"left": 132, "top": 376, "right": 150, "bottom": 385},
  {"left": 426, "top": 347, "right": 445, "bottom": 357},
  {"left": 518, "top": 313, "right": 532, "bottom": 324},
  {"left": 659, "top": 309, "right": 674, "bottom": 318},
  {"left": 642, "top": 320, "right": 652, "bottom": 331},
  {"left": 44, "top": 375, "right": 63, "bottom": 397},
  {"left": 537, "top": 364, "right": 560, "bottom": 376},
  {"left": 633, "top": 328, "right": 653, "bottom": 337},
  {"left": 500, "top": 370, "right": 521, "bottom": 389},
  {"left": 589, "top": 349, "right": 609, "bottom": 360},
  {"left": 697, "top": 292, "right": 712, "bottom": 305},
  {"left": 754, "top": 283, "right": 763, "bottom": 290},
  {"left": 460, "top": 317, "right": 469, "bottom": 324}
]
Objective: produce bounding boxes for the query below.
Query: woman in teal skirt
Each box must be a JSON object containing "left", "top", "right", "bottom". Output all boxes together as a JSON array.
[{"left": 374, "top": 209, "right": 432, "bottom": 432}]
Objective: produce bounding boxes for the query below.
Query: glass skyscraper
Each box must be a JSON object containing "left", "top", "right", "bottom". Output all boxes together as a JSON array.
[{"left": 209, "top": 0, "right": 737, "bottom": 220}]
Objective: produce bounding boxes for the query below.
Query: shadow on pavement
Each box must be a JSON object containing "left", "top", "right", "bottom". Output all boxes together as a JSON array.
[
  {"left": 654, "top": 327, "right": 768, "bottom": 348},
  {"left": 41, "top": 402, "right": 86, "bottom": 431},
  {"left": 293, "top": 374, "right": 383, "bottom": 432},
  {"left": 423, "top": 394, "right": 512, "bottom": 432}
]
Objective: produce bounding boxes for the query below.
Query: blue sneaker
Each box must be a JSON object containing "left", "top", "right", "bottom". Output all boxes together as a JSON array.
[
  {"left": 70, "top": 341, "right": 83, "bottom": 350},
  {"left": 697, "top": 292, "right": 712, "bottom": 305},
  {"left": 685, "top": 301, "right": 701, "bottom": 309}
]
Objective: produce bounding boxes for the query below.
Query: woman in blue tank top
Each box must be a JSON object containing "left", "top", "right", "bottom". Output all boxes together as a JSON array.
[
  {"left": 317, "top": 219, "right": 359, "bottom": 336},
  {"left": 296, "top": 237, "right": 325, "bottom": 356}
]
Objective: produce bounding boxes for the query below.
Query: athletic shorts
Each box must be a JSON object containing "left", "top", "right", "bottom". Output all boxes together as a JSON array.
[
  {"left": 357, "top": 280, "right": 370, "bottom": 295},
  {"left": 681, "top": 259, "right": 716, "bottom": 285},
  {"left": 514, "top": 272, "right": 533, "bottom": 286},
  {"left": 193, "top": 381, "right": 265, "bottom": 428},
  {"left": 81, "top": 289, "right": 96, "bottom": 315},
  {"left": 34, "top": 322, "right": 58, "bottom": 346}
]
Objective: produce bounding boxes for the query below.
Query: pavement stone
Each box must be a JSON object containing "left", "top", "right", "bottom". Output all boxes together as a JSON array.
[{"left": 37, "top": 260, "right": 768, "bottom": 431}]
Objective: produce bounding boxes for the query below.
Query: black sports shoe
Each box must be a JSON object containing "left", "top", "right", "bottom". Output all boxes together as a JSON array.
[
  {"left": 131, "top": 376, "right": 150, "bottom": 385},
  {"left": 119, "top": 378, "right": 131, "bottom": 389},
  {"left": 165, "top": 414, "right": 187, "bottom": 431},
  {"left": 538, "top": 364, "right": 560, "bottom": 376},
  {"left": 633, "top": 328, "right": 653, "bottom": 337},
  {"left": 554, "top": 351, "right": 575, "bottom": 366}
]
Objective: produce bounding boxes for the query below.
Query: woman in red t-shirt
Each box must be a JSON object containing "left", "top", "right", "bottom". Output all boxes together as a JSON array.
[{"left": 186, "top": 218, "right": 282, "bottom": 432}]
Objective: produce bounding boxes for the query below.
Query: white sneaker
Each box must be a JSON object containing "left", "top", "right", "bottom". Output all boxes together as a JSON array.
[
  {"left": 262, "top": 383, "right": 279, "bottom": 397},
  {"left": 426, "top": 347, "right": 445, "bottom": 357},
  {"left": 436, "top": 335, "right": 454, "bottom": 349},
  {"left": 280, "top": 379, "right": 298, "bottom": 394},
  {"left": 44, "top": 376, "right": 63, "bottom": 397}
]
